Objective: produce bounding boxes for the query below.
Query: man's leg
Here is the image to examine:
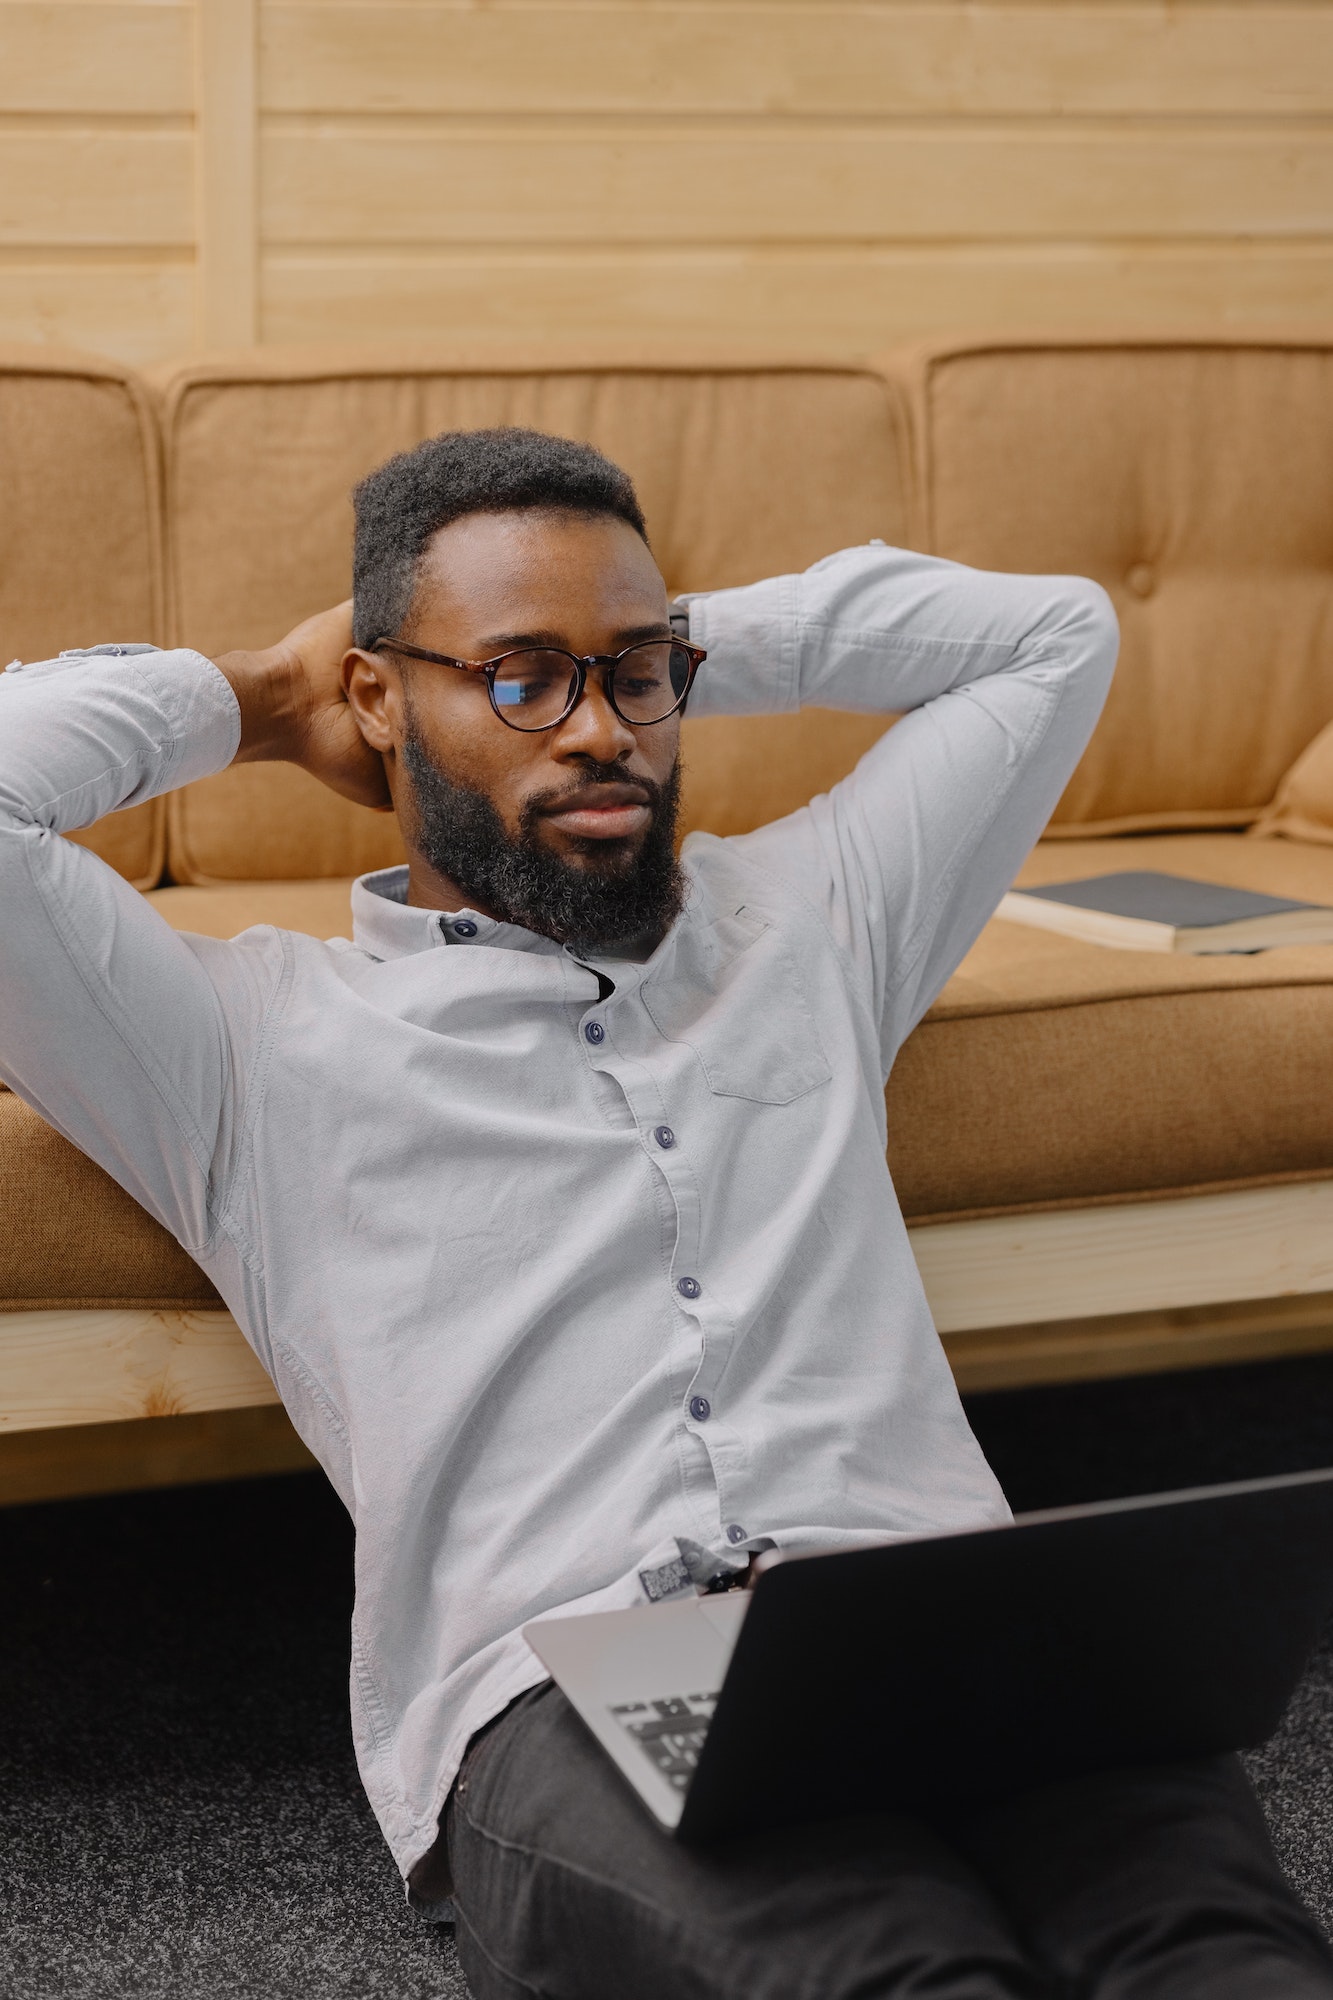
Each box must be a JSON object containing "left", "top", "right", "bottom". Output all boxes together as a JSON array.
[
  {"left": 447, "top": 1684, "right": 1044, "bottom": 2000},
  {"left": 951, "top": 1755, "right": 1333, "bottom": 1999}
]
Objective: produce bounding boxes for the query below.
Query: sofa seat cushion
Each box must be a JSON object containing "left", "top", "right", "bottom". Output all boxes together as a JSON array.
[
  {"left": 888, "top": 834, "right": 1333, "bottom": 1221},
  {"left": 0, "top": 1089, "right": 220, "bottom": 1310},
  {"left": 7, "top": 838, "right": 1333, "bottom": 1309}
]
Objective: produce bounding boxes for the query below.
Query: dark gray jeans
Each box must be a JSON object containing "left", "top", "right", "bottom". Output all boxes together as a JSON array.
[{"left": 445, "top": 1683, "right": 1333, "bottom": 2000}]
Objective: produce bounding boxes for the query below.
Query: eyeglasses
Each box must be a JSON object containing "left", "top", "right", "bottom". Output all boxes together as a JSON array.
[{"left": 370, "top": 635, "right": 707, "bottom": 733}]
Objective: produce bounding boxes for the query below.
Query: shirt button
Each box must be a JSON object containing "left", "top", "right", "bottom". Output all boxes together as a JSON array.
[
  {"left": 451, "top": 919, "right": 478, "bottom": 938},
  {"left": 726, "top": 1523, "right": 747, "bottom": 1546},
  {"left": 584, "top": 1021, "right": 605, "bottom": 1045},
  {"left": 689, "top": 1395, "right": 711, "bottom": 1422},
  {"left": 654, "top": 1125, "right": 676, "bottom": 1150},
  {"left": 676, "top": 1276, "right": 701, "bottom": 1300}
]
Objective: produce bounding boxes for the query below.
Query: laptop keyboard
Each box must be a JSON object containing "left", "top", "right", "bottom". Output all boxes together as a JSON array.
[{"left": 610, "top": 1691, "right": 719, "bottom": 1794}]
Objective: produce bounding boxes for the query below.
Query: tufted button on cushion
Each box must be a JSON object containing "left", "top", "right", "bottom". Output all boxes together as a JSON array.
[{"left": 1126, "top": 562, "right": 1156, "bottom": 598}]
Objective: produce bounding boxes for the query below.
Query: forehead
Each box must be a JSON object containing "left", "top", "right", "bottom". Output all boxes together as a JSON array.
[{"left": 411, "top": 508, "right": 666, "bottom": 640}]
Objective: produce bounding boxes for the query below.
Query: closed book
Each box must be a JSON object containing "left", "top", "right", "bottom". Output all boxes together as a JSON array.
[{"left": 996, "top": 871, "right": 1333, "bottom": 954}]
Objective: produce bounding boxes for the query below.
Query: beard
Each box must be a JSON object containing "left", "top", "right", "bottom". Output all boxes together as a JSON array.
[{"left": 401, "top": 725, "right": 686, "bottom": 956}]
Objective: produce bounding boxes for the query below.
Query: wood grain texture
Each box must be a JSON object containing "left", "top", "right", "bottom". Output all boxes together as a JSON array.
[
  {"left": 0, "top": 2, "right": 192, "bottom": 115},
  {"left": 196, "top": 0, "right": 258, "bottom": 342},
  {"left": 262, "top": 3, "right": 1333, "bottom": 118},
  {"left": 263, "top": 121, "right": 1333, "bottom": 248},
  {"left": 0, "top": 131, "right": 193, "bottom": 246},
  {"left": 261, "top": 240, "right": 1333, "bottom": 350},
  {"left": 944, "top": 1291, "right": 1333, "bottom": 1394},
  {"left": 250, "top": 0, "right": 1333, "bottom": 361},
  {"left": 913, "top": 1182, "right": 1333, "bottom": 1335},
  {"left": 0, "top": 1307, "right": 278, "bottom": 1433},
  {"left": 7, "top": 1304, "right": 1333, "bottom": 1503},
  {"left": 6, "top": 0, "right": 1333, "bottom": 363},
  {"left": 0, "top": 257, "right": 193, "bottom": 358}
]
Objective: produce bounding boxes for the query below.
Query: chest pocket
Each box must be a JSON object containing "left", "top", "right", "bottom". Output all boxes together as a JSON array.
[{"left": 642, "top": 906, "right": 832, "bottom": 1105}]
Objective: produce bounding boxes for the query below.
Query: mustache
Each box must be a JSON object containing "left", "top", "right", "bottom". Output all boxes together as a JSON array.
[{"left": 520, "top": 763, "right": 668, "bottom": 832}]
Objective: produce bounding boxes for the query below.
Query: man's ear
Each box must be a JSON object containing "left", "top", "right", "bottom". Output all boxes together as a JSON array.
[{"left": 342, "top": 647, "right": 399, "bottom": 756}]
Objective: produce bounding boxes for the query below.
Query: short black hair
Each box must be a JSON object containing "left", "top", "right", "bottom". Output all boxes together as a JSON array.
[{"left": 351, "top": 426, "right": 649, "bottom": 650}]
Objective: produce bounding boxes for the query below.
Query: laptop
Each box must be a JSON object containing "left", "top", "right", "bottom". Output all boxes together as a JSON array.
[{"left": 524, "top": 1468, "right": 1333, "bottom": 1843}]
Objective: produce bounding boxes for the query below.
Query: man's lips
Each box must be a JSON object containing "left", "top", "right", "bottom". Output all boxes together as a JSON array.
[{"left": 540, "top": 784, "right": 652, "bottom": 841}]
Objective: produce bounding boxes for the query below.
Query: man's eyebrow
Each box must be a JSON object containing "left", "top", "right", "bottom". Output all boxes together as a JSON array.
[
  {"left": 472, "top": 622, "right": 673, "bottom": 655},
  {"left": 470, "top": 631, "right": 562, "bottom": 654}
]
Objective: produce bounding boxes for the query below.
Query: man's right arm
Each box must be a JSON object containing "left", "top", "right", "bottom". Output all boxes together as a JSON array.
[
  {"left": 0, "top": 608, "right": 379, "bottom": 1255},
  {"left": 0, "top": 643, "right": 254, "bottom": 1252}
]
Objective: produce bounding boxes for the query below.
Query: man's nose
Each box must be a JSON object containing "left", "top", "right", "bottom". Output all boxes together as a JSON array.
[{"left": 551, "top": 667, "right": 638, "bottom": 761}]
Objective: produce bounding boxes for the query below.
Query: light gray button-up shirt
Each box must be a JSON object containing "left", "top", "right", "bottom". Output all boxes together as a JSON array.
[{"left": 0, "top": 545, "right": 1117, "bottom": 1890}]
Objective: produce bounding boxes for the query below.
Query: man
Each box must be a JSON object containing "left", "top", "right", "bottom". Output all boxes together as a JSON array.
[{"left": 2, "top": 427, "right": 1329, "bottom": 1998}]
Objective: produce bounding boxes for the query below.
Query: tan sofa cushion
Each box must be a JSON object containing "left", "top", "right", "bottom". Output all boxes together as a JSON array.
[
  {"left": 166, "top": 764, "right": 406, "bottom": 887},
  {"left": 889, "top": 833, "right": 1333, "bottom": 1220},
  {"left": 679, "top": 710, "right": 894, "bottom": 842},
  {"left": 882, "top": 335, "right": 1333, "bottom": 838},
  {"left": 0, "top": 347, "right": 166, "bottom": 889},
  {"left": 147, "top": 877, "right": 361, "bottom": 940},
  {"left": 0, "top": 1089, "right": 218, "bottom": 1310},
  {"left": 1252, "top": 716, "right": 1333, "bottom": 846},
  {"left": 152, "top": 348, "right": 909, "bottom": 882}
]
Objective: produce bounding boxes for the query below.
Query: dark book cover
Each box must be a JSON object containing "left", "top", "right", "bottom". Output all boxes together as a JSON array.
[{"left": 1018, "top": 872, "right": 1322, "bottom": 929}]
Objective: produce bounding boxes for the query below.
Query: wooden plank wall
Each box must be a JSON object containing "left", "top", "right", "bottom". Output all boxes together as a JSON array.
[
  {"left": 0, "top": 1, "right": 1330, "bottom": 364},
  {"left": 0, "top": 1, "right": 196, "bottom": 357}
]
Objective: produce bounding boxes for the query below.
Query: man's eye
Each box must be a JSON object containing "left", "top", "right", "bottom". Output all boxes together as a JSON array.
[{"left": 495, "top": 675, "right": 559, "bottom": 706}]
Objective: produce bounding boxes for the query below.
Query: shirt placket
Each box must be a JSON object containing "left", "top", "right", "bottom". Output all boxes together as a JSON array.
[{"left": 571, "top": 951, "right": 752, "bottom": 1556}]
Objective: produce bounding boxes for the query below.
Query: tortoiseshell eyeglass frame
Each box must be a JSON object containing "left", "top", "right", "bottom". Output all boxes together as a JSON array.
[{"left": 369, "top": 635, "right": 707, "bottom": 733}]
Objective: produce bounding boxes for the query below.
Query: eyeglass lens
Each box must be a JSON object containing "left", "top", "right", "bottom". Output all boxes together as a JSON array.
[{"left": 491, "top": 642, "right": 693, "bottom": 730}]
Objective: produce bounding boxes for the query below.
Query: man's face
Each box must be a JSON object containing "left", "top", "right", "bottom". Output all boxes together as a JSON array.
[{"left": 344, "top": 508, "right": 686, "bottom": 951}]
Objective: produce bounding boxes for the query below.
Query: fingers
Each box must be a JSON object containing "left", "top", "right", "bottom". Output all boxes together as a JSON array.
[
  {"left": 218, "top": 600, "right": 394, "bottom": 813},
  {"left": 278, "top": 601, "right": 356, "bottom": 688}
]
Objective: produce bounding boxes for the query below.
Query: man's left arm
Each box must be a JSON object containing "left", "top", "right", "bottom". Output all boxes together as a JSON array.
[{"left": 679, "top": 543, "right": 1118, "bottom": 1067}]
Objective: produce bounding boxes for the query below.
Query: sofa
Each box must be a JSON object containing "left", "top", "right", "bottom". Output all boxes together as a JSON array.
[{"left": 4, "top": 333, "right": 1333, "bottom": 1505}]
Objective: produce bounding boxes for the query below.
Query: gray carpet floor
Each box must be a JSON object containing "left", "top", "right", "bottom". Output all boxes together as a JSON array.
[{"left": 6, "top": 1351, "right": 1333, "bottom": 1998}]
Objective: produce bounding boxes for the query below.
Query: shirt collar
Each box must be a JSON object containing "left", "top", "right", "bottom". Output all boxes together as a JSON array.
[
  {"left": 351, "top": 864, "right": 703, "bottom": 980},
  {"left": 351, "top": 866, "right": 562, "bottom": 963}
]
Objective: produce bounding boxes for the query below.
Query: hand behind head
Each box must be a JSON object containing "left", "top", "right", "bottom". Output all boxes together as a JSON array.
[{"left": 212, "top": 600, "right": 395, "bottom": 813}]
